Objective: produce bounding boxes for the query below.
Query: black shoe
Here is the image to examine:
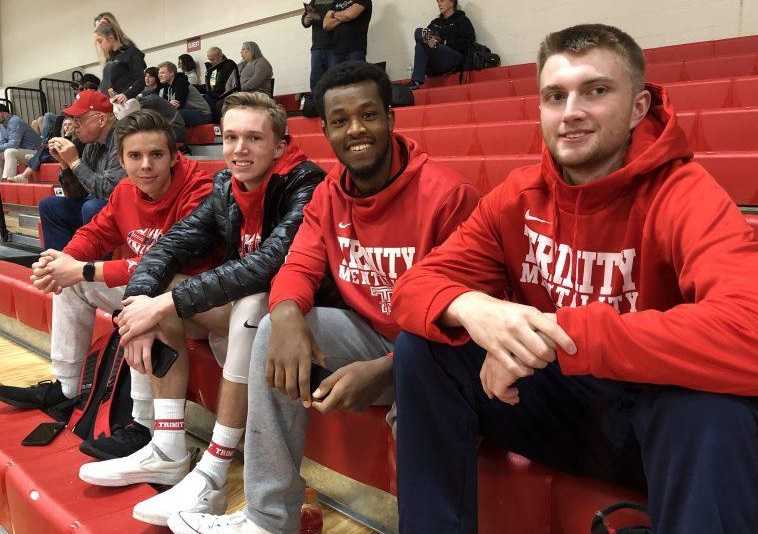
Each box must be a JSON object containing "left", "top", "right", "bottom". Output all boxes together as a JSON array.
[
  {"left": 406, "top": 80, "right": 423, "bottom": 90},
  {"left": 79, "top": 421, "right": 152, "bottom": 460},
  {"left": 0, "top": 380, "right": 68, "bottom": 410}
]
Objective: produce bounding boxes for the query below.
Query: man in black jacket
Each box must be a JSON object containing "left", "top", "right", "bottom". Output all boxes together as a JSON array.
[
  {"left": 158, "top": 61, "right": 213, "bottom": 127},
  {"left": 77, "top": 92, "right": 325, "bottom": 528},
  {"left": 204, "top": 47, "right": 239, "bottom": 116},
  {"left": 408, "top": 0, "right": 476, "bottom": 89}
]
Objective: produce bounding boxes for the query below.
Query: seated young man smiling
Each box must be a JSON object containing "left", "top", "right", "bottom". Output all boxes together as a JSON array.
[{"left": 77, "top": 92, "right": 326, "bottom": 528}]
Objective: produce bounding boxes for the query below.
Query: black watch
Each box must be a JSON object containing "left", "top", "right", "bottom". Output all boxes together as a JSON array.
[{"left": 82, "top": 262, "right": 96, "bottom": 282}]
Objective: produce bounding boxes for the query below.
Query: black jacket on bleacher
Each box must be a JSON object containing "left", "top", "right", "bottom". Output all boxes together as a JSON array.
[
  {"left": 100, "top": 44, "right": 147, "bottom": 99},
  {"left": 124, "top": 154, "right": 325, "bottom": 319},
  {"left": 204, "top": 57, "right": 238, "bottom": 97},
  {"left": 427, "top": 10, "right": 476, "bottom": 56}
]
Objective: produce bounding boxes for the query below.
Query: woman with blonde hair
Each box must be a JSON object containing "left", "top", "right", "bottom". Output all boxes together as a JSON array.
[{"left": 94, "top": 13, "right": 146, "bottom": 104}]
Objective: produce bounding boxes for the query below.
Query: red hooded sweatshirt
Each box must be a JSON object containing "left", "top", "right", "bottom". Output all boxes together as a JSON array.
[
  {"left": 391, "top": 85, "right": 758, "bottom": 395},
  {"left": 64, "top": 154, "right": 213, "bottom": 287},
  {"left": 269, "top": 134, "right": 480, "bottom": 341},
  {"left": 232, "top": 140, "right": 308, "bottom": 256}
]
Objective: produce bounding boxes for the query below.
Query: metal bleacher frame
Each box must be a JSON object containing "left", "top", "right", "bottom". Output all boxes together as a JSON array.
[
  {"left": 38, "top": 78, "right": 77, "bottom": 116},
  {"left": 3, "top": 87, "right": 46, "bottom": 126}
]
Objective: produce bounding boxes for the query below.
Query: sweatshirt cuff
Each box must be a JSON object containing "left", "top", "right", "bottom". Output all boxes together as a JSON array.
[
  {"left": 555, "top": 306, "right": 593, "bottom": 375},
  {"left": 102, "top": 260, "right": 130, "bottom": 288},
  {"left": 269, "top": 294, "right": 313, "bottom": 317},
  {"left": 425, "top": 286, "right": 476, "bottom": 345}
]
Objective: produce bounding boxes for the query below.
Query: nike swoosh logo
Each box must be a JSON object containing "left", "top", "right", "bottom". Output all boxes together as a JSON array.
[
  {"left": 338, "top": 222, "right": 351, "bottom": 229},
  {"left": 243, "top": 321, "right": 258, "bottom": 329},
  {"left": 525, "top": 209, "right": 550, "bottom": 224}
]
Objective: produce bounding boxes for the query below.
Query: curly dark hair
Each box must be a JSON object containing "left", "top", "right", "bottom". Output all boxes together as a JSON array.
[{"left": 313, "top": 61, "right": 392, "bottom": 121}]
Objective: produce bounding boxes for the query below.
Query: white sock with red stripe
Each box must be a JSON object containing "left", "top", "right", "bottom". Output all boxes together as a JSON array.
[
  {"left": 152, "top": 398, "right": 186, "bottom": 461},
  {"left": 194, "top": 422, "right": 243, "bottom": 487}
]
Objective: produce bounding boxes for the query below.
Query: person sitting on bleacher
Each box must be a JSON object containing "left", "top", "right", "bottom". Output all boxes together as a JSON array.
[
  {"left": 0, "top": 110, "right": 213, "bottom": 448},
  {"left": 178, "top": 54, "right": 200, "bottom": 86},
  {"left": 166, "top": 61, "right": 480, "bottom": 534},
  {"left": 0, "top": 104, "right": 43, "bottom": 181},
  {"left": 390, "top": 23, "right": 758, "bottom": 533},
  {"left": 406, "top": 0, "right": 476, "bottom": 90},
  {"left": 39, "top": 90, "right": 126, "bottom": 251},
  {"left": 204, "top": 47, "right": 239, "bottom": 113},
  {"left": 76, "top": 92, "right": 325, "bottom": 529},
  {"left": 140, "top": 67, "right": 160, "bottom": 97},
  {"left": 157, "top": 61, "right": 213, "bottom": 127},
  {"left": 226, "top": 41, "right": 274, "bottom": 97}
]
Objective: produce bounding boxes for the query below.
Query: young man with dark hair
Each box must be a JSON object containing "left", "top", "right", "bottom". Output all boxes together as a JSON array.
[
  {"left": 391, "top": 23, "right": 758, "bottom": 533},
  {"left": 157, "top": 61, "right": 213, "bottom": 127},
  {"left": 0, "top": 110, "right": 213, "bottom": 439},
  {"left": 77, "top": 92, "right": 326, "bottom": 528},
  {"left": 168, "top": 61, "right": 480, "bottom": 534},
  {"left": 323, "top": 0, "right": 372, "bottom": 63}
]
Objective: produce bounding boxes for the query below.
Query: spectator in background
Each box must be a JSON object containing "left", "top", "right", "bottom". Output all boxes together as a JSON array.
[
  {"left": 76, "top": 73, "right": 102, "bottom": 93},
  {"left": 39, "top": 90, "right": 126, "bottom": 250},
  {"left": 226, "top": 42, "right": 274, "bottom": 96},
  {"left": 0, "top": 104, "right": 43, "bottom": 181},
  {"left": 9, "top": 116, "right": 77, "bottom": 184},
  {"left": 204, "top": 47, "right": 238, "bottom": 112},
  {"left": 407, "top": 0, "right": 475, "bottom": 90},
  {"left": 324, "top": 0, "right": 372, "bottom": 63},
  {"left": 141, "top": 67, "right": 160, "bottom": 97},
  {"left": 302, "top": 0, "right": 334, "bottom": 93},
  {"left": 158, "top": 62, "right": 213, "bottom": 127},
  {"left": 178, "top": 54, "right": 200, "bottom": 85},
  {"left": 95, "top": 15, "right": 147, "bottom": 104}
]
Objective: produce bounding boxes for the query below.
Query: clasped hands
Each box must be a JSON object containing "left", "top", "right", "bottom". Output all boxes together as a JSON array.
[
  {"left": 30, "top": 249, "right": 85, "bottom": 294},
  {"left": 448, "top": 292, "right": 577, "bottom": 405}
]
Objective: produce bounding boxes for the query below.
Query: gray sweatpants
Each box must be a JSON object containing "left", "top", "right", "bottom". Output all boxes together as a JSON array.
[{"left": 244, "top": 307, "right": 394, "bottom": 534}]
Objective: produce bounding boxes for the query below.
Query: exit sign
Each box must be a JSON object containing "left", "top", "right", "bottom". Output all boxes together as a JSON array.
[{"left": 187, "top": 36, "right": 201, "bottom": 52}]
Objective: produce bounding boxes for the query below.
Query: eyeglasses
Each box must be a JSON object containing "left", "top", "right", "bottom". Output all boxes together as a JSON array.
[{"left": 73, "top": 112, "right": 101, "bottom": 126}]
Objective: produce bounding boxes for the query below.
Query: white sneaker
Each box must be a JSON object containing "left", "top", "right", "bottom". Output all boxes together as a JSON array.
[
  {"left": 79, "top": 442, "right": 190, "bottom": 487},
  {"left": 167, "top": 509, "right": 272, "bottom": 534},
  {"left": 132, "top": 469, "right": 227, "bottom": 526}
]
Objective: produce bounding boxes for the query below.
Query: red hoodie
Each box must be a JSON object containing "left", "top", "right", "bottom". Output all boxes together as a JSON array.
[
  {"left": 64, "top": 154, "right": 213, "bottom": 287},
  {"left": 392, "top": 85, "right": 758, "bottom": 395},
  {"left": 232, "top": 140, "right": 308, "bottom": 256},
  {"left": 269, "top": 134, "right": 480, "bottom": 341}
]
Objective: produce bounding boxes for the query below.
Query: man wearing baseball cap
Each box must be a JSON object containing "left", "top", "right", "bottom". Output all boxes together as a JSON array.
[{"left": 39, "top": 89, "right": 127, "bottom": 250}]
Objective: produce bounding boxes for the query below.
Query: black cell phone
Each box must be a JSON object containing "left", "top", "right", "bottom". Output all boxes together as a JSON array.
[
  {"left": 310, "top": 362, "right": 333, "bottom": 395},
  {"left": 151, "top": 339, "right": 179, "bottom": 378},
  {"left": 22, "top": 421, "right": 66, "bottom": 446}
]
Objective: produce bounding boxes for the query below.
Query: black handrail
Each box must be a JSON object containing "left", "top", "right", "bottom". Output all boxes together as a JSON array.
[
  {"left": 3, "top": 87, "right": 46, "bottom": 124},
  {"left": 39, "top": 77, "right": 77, "bottom": 116}
]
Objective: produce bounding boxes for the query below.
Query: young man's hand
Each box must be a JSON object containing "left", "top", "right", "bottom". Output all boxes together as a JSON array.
[
  {"left": 446, "top": 291, "right": 576, "bottom": 378},
  {"left": 266, "top": 301, "right": 324, "bottom": 405},
  {"left": 117, "top": 292, "right": 174, "bottom": 345},
  {"left": 30, "top": 249, "right": 83, "bottom": 293},
  {"left": 124, "top": 330, "right": 156, "bottom": 375},
  {"left": 479, "top": 352, "right": 520, "bottom": 405},
  {"left": 311, "top": 356, "right": 393, "bottom": 413}
]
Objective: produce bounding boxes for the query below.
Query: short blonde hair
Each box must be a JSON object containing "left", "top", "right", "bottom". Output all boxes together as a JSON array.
[{"left": 221, "top": 92, "right": 287, "bottom": 141}]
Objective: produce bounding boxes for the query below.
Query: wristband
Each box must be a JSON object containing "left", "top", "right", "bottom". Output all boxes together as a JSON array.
[
  {"left": 82, "top": 262, "right": 96, "bottom": 282},
  {"left": 70, "top": 158, "right": 82, "bottom": 170}
]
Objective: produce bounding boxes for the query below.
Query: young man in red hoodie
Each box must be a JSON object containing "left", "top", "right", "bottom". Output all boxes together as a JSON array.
[
  {"left": 391, "top": 24, "right": 758, "bottom": 533},
  {"left": 77, "top": 92, "right": 326, "bottom": 529},
  {"left": 0, "top": 110, "right": 212, "bottom": 436},
  {"left": 167, "top": 62, "right": 479, "bottom": 534}
]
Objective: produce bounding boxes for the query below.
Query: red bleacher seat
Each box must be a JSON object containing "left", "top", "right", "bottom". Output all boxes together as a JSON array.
[
  {"left": 697, "top": 108, "right": 758, "bottom": 151},
  {"left": 422, "top": 101, "right": 472, "bottom": 127},
  {"left": 665, "top": 78, "right": 732, "bottom": 111},
  {"left": 684, "top": 53, "right": 758, "bottom": 81},
  {"left": 646, "top": 61, "right": 686, "bottom": 84},
  {"left": 732, "top": 75, "right": 758, "bottom": 107},
  {"left": 714, "top": 35, "right": 758, "bottom": 57},
  {"left": 0, "top": 183, "right": 19, "bottom": 205},
  {"left": 37, "top": 164, "right": 60, "bottom": 183},
  {"left": 287, "top": 116, "right": 323, "bottom": 135},
  {"left": 468, "top": 79, "right": 513, "bottom": 101},
  {"left": 184, "top": 124, "right": 218, "bottom": 145},
  {"left": 648, "top": 41, "right": 715, "bottom": 63},
  {"left": 393, "top": 106, "right": 425, "bottom": 129},
  {"left": 696, "top": 152, "right": 758, "bottom": 205},
  {"left": 195, "top": 160, "right": 226, "bottom": 177}
]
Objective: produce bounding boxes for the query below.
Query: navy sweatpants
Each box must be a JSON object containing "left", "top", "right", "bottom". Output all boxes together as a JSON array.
[{"left": 394, "top": 333, "right": 758, "bottom": 534}]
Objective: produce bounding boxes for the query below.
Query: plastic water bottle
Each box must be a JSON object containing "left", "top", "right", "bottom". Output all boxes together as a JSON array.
[{"left": 300, "top": 487, "right": 324, "bottom": 534}]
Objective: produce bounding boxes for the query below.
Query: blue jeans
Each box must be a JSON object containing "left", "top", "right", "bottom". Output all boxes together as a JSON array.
[
  {"left": 331, "top": 49, "right": 366, "bottom": 65},
  {"left": 310, "top": 48, "right": 336, "bottom": 93},
  {"left": 411, "top": 27, "right": 464, "bottom": 84},
  {"left": 179, "top": 108, "right": 213, "bottom": 127},
  {"left": 394, "top": 333, "right": 758, "bottom": 534},
  {"left": 39, "top": 195, "right": 107, "bottom": 251}
]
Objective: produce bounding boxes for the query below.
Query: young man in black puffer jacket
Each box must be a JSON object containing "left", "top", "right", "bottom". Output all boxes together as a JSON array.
[
  {"left": 77, "top": 92, "right": 326, "bottom": 528},
  {"left": 408, "top": 0, "right": 476, "bottom": 89}
]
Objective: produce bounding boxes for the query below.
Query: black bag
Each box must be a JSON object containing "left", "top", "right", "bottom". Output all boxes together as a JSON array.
[
  {"left": 302, "top": 93, "right": 319, "bottom": 118},
  {"left": 591, "top": 501, "right": 652, "bottom": 534},
  {"left": 68, "top": 329, "right": 133, "bottom": 442},
  {"left": 391, "top": 83, "right": 415, "bottom": 108},
  {"left": 460, "top": 42, "right": 501, "bottom": 83}
]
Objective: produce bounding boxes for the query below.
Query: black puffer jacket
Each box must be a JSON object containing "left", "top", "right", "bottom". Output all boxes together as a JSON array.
[
  {"left": 124, "top": 147, "right": 325, "bottom": 318},
  {"left": 99, "top": 44, "right": 147, "bottom": 99},
  {"left": 428, "top": 10, "right": 476, "bottom": 55}
]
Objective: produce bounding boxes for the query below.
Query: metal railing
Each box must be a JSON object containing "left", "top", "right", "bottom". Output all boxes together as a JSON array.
[
  {"left": 3, "top": 87, "right": 45, "bottom": 125},
  {"left": 0, "top": 98, "right": 13, "bottom": 114},
  {"left": 39, "top": 78, "right": 77, "bottom": 116}
]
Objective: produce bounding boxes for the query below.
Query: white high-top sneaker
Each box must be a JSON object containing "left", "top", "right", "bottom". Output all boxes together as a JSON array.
[
  {"left": 79, "top": 442, "right": 190, "bottom": 487},
  {"left": 132, "top": 469, "right": 227, "bottom": 526},
  {"left": 167, "top": 509, "right": 273, "bottom": 534}
]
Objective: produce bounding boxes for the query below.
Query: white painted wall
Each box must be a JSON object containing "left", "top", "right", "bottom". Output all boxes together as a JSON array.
[{"left": 2, "top": 1, "right": 757, "bottom": 95}]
